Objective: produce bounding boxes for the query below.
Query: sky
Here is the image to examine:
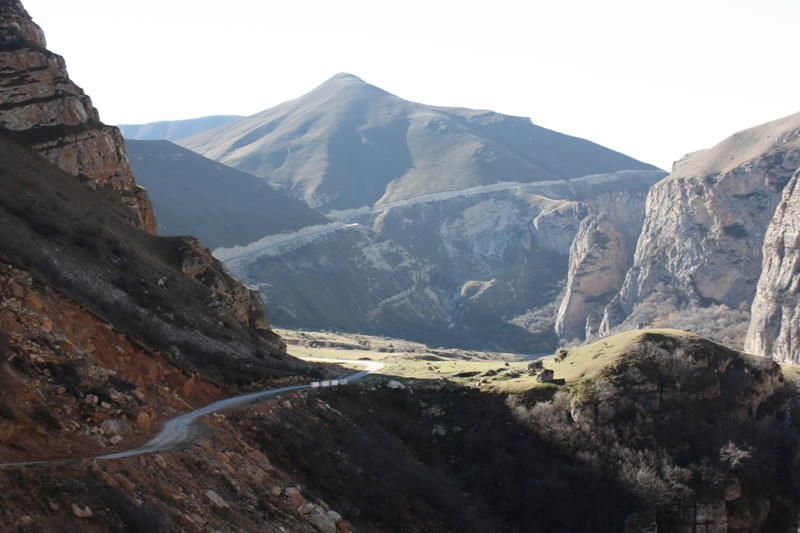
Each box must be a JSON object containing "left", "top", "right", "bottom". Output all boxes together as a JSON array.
[{"left": 20, "top": 0, "right": 800, "bottom": 170}]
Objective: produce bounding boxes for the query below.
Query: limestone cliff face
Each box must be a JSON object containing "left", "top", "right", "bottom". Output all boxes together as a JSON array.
[
  {"left": 0, "top": 0, "right": 156, "bottom": 233},
  {"left": 555, "top": 215, "right": 627, "bottom": 340},
  {"left": 745, "top": 168, "right": 800, "bottom": 362},
  {"left": 330, "top": 170, "right": 664, "bottom": 349},
  {"left": 601, "top": 112, "right": 800, "bottom": 339},
  {"left": 555, "top": 185, "right": 651, "bottom": 340}
]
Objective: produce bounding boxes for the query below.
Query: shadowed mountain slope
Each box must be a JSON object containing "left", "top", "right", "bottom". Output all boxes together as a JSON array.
[
  {"left": 180, "top": 73, "right": 660, "bottom": 211},
  {"left": 0, "top": 134, "right": 308, "bottom": 381},
  {"left": 0, "top": 0, "right": 312, "bottom": 383},
  {"left": 126, "top": 139, "right": 329, "bottom": 249}
]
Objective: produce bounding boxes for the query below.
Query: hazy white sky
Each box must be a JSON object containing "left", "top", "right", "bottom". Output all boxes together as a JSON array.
[{"left": 21, "top": 0, "right": 800, "bottom": 169}]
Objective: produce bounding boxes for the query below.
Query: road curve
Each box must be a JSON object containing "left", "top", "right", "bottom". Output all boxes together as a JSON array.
[{"left": 0, "top": 358, "right": 384, "bottom": 467}]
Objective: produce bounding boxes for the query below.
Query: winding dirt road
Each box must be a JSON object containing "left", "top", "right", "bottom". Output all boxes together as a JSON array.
[{"left": 0, "top": 358, "right": 384, "bottom": 467}]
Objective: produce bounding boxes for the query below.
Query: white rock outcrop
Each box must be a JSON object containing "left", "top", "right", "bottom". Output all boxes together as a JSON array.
[
  {"left": 601, "top": 112, "right": 800, "bottom": 338},
  {"left": 745, "top": 168, "right": 800, "bottom": 362},
  {"left": 556, "top": 215, "right": 627, "bottom": 340}
]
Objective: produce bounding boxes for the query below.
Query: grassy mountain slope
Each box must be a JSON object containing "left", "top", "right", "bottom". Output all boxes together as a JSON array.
[{"left": 180, "top": 73, "right": 660, "bottom": 211}]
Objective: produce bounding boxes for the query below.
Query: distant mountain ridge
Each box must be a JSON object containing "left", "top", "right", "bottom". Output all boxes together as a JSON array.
[
  {"left": 179, "top": 73, "right": 660, "bottom": 211},
  {"left": 119, "top": 115, "right": 242, "bottom": 141}
]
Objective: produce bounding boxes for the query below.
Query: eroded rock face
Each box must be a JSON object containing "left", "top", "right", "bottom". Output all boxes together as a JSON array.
[
  {"left": 340, "top": 171, "right": 664, "bottom": 347},
  {"left": 555, "top": 215, "right": 627, "bottom": 340},
  {"left": 554, "top": 180, "right": 652, "bottom": 341},
  {"left": 745, "top": 168, "right": 800, "bottom": 362},
  {"left": 0, "top": 0, "right": 156, "bottom": 233},
  {"left": 601, "top": 112, "right": 800, "bottom": 338},
  {"left": 178, "top": 237, "right": 274, "bottom": 333}
]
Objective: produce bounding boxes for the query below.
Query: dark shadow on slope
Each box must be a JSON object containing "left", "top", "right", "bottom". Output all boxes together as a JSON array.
[
  {"left": 236, "top": 332, "right": 800, "bottom": 532},
  {"left": 0, "top": 134, "right": 317, "bottom": 384}
]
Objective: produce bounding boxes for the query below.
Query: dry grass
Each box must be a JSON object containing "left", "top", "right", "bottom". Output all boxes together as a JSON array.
[
  {"left": 551, "top": 328, "right": 699, "bottom": 383},
  {"left": 278, "top": 327, "right": 703, "bottom": 393}
]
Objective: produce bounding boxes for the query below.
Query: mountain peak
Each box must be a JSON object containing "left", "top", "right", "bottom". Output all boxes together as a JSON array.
[
  {"left": 308, "top": 72, "right": 392, "bottom": 101},
  {"left": 328, "top": 72, "right": 364, "bottom": 82}
]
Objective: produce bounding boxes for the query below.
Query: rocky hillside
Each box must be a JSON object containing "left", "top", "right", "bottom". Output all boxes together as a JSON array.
[
  {"left": 126, "top": 139, "right": 329, "bottom": 249},
  {"left": 601, "top": 112, "right": 800, "bottom": 347},
  {"left": 0, "top": 0, "right": 316, "bottom": 388},
  {"left": 745, "top": 168, "right": 800, "bottom": 363},
  {"left": 203, "top": 171, "right": 663, "bottom": 352},
  {"left": 214, "top": 222, "right": 540, "bottom": 351},
  {"left": 179, "top": 73, "right": 659, "bottom": 212},
  {"left": 0, "top": 0, "right": 155, "bottom": 233},
  {"left": 3, "top": 319, "right": 797, "bottom": 531},
  {"left": 341, "top": 170, "right": 664, "bottom": 346}
]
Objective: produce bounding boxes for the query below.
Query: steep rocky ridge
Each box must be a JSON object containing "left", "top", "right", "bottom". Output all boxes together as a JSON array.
[
  {"left": 0, "top": 0, "right": 155, "bottom": 233},
  {"left": 0, "top": 135, "right": 305, "bottom": 382},
  {"left": 179, "top": 73, "right": 659, "bottom": 212},
  {"left": 745, "top": 168, "right": 800, "bottom": 362},
  {"left": 126, "top": 139, "right": 329, "bottom": 249},
  {"left": 0, "top": 3, "right": 349, "bottom": 530},
  {"left": 601, "top": 111, "right": 800, "bottom": 347}
]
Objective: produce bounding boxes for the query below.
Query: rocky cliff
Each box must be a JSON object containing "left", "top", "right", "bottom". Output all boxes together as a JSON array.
[
  {"left": 554, "top": 180, "right": 654, "bottom": 340},
  {"left": 555, "top": 215, "right": 627, "bottom": 339},
  {"left": 601, "top": 112, "right": 800, "bottom": 346},
  {"left": 341, "top": 170, "right": 663, "bottom": 347},
  {"left": 745, "top": 168, "right": 800, "bottom": 362},
  {"left": 0, "top": 0, "right": 155, "bottom": 233}
]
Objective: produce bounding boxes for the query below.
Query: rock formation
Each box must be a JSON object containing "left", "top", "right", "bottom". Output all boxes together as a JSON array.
[
  {"left": 745, "top": 168, "right": 800, "bottom": 362},
  {"left": 555, "top": 180, "right": 653, "bottom": 340},
  {"left": 216, "top": 223, "right": 460, "bottom": 347},
  {"left": 0, "top": 0, "right": 156, "bottom": 232},
  {"left": 601, "top": 112, "right": 800, "bottom": 345},
  {"left": 555, "top": 215, "right": 627, "bottom": 340}
]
